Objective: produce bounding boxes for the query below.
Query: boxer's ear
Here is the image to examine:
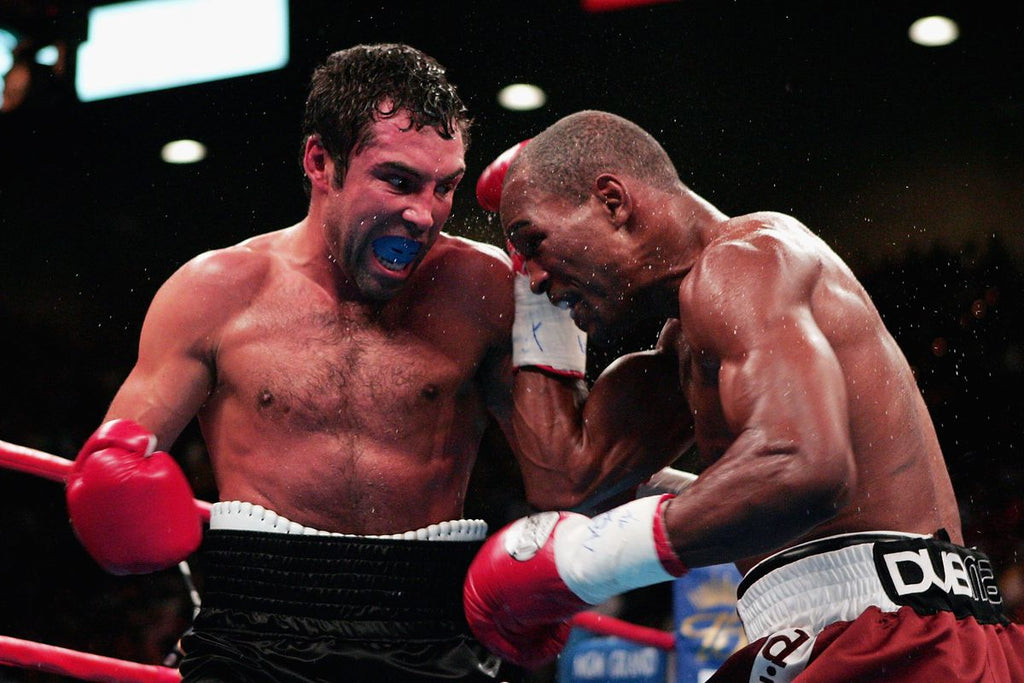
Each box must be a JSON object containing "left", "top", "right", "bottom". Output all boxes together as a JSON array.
[
  {"left": 594, "top": 174, "right": 631, "bottom": 229},
  {"left": 303, "top": 134, "right": 333, "bottom": 190}
]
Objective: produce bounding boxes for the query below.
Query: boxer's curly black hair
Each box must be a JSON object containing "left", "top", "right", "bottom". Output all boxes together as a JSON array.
[{"left": 300, "top": 43, "right": 472, "bottom": 194}]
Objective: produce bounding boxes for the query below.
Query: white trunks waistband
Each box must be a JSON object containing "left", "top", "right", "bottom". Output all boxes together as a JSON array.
[
  {"left": 210, "top": 500, "right": 488, "bottom": 542},
  {"left": 736, "top": 531, "right": 929, "bottom": 642}
]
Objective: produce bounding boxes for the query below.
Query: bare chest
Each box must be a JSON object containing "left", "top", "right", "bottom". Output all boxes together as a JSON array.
[{"left": 211, "top": 282, "right": 489, "bottom": 435}]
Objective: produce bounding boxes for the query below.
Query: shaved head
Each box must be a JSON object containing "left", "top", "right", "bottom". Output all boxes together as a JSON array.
[{"left": 507, "top": 110, "right": 681, "bottom": 205}]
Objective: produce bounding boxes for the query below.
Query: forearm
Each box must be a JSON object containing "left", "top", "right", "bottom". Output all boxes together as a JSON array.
[
  {"left": 104, "top": 359, "right": 212, "bottom": 449},
  {"left": 662, "top": 438, "right": 853, "bottom": 567},
  {"left": 513, "top": 370, "right": 599, "bottom": 508},
  {"left": 515, "top": 350, "right": 693, "bottom": 512}
]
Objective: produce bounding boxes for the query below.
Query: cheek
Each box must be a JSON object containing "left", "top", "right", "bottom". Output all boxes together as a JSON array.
[
  {"left": 322, "top": 199, "right": 361, "bottom": 255},
  {"left": 433, "top": 198, "right": 454, "bottom": 223},
  {"left": 581, "top": 263, "right": 621, "bottom": 301}
]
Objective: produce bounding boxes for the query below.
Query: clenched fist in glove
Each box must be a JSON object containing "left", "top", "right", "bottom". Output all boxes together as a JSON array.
[
  {"left": 475, "top": 139, "right": 530, "bottom": 213},
  {"left": 463, "top": 494, "right": 686, "bottom": 669},
  {"left": 477, "top": 139, "right": 588, "bottom": 378},
  {"left": 66, "top": 419, "right": 202, "bottom": 575}
]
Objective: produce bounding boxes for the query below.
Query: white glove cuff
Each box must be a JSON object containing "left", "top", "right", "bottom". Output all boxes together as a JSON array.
[
  {"left": 512, "top": 274, "right": 587, "bottom": 376},
  {"left": 554, "top": 495, "right": 686, "bottom": 605}
]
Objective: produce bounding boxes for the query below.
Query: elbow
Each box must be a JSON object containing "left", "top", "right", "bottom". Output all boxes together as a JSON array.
[
  {"left": 523, "top": 463, "right": 609, "bottom": 511},
  {"left": 520, "top": 447, "right": 605, "bottom": 512},
  {"left": 802, "top": 481, "right": 852, "bottom": 528},
  {"left": 796, "top": 451, "right": 857, "bottom": 525}
]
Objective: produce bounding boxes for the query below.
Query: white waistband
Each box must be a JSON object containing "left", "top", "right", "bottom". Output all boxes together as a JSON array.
[
  {"left": 210, "top": 501, "right": 488, "bottom": 542},
  {"left": 736, "top": 531, "right": 929, "bottom": 642}
]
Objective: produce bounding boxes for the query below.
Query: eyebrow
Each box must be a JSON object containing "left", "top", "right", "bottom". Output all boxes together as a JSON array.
[{"left": 374, "top": 161, "right": 465, "bottom": 184}]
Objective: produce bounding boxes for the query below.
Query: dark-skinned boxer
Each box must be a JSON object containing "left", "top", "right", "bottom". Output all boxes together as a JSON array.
[{"left": 464, "top": 112, "right": 1024, "bottom": 681}]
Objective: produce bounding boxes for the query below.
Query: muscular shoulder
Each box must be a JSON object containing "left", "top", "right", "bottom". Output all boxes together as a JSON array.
[
  {"left": 149, "top": 231, "right": 285, "bottom": 334},
  {"left": 420, "top": 232, "right": 515, "bottom": 327},
  {"left": 695, "top": 213, "right": 822, "bottom": 291},
  {"left": 681, "top": 213, "right": 824, "bottom": 340},
  {"left": 424, "top": 233, "right": 514, "bottom": 295},
  {"left": 713, "top": 212, "right": 816, "bottom": 253},
  {"left": 173, "top": 235, "right": 275, "bottom": 298},
  {"left": 430, "top": 232, "right": 513, "bottom": 274}
]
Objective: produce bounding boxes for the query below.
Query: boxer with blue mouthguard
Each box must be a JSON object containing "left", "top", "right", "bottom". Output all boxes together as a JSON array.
[{"left": 372, "top": 235, "right": 423, "bottom": 269}]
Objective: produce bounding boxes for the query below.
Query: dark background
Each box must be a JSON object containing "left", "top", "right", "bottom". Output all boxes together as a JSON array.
[{"left": 0, "top": 0, "right": 1021, "bottom": 680}]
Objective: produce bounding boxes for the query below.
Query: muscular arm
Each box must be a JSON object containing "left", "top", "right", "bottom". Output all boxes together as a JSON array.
[
  {"left": 512, "top": 327, "right": 694, "bottom": 513},
  {"left": 472, "top": 258, "right": 691, "bottom": 512},
  {"left": 664, "top": 229, "right": 856, "bottom": 568},
  {"left": 103, "top": 250, "right": 244, "bottom": 449},
  {"left": 65, "top": 251, "right": 243, "bottom": 574}
]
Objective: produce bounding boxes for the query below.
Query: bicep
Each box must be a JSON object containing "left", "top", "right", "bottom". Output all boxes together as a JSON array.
[
  {"left": 718, "top": 316, "right": 850, "bottom": 457},
  {"left": 582, "top": 348, "right": 693, "bottom": 461},
  {"left": 687, "top": 242, "right": 853, "bottom": 473},
  {"left": 104, "top": 274, "right": 217, "bottom": 449},
  {"left": 706, "top": 316, "right": 857, "bottom": 526},
  {"left": 106, "top": 355, "right": 212, "bottom": 451}
]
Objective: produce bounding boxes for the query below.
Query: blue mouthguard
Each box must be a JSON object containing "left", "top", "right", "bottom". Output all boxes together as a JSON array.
[{"left": 372, "top": 236, "right": 422, "bottom": 266}]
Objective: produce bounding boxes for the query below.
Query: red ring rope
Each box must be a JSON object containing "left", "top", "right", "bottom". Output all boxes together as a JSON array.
[
  {"left": 0, "top": 636, "right": 181, "bottom": 682},
  {"left": 571, "top": 611, "right": 676, "bottom": 650},
  {"left": 0, "top": 617, "right": 672, "bottom": 681},
  {"left": 0, "top": 439, "right": 211, "bottom": 522},
  {"left": 0, "top": 438, "right": 673, "bottom": 678}
]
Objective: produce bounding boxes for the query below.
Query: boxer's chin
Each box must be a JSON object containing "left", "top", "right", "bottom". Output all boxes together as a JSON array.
[
  {"left": 354, "top": 264, "right": 410, "bottom": 301},
  {"left": 573, "top": 308, "right": 615, "bottom": 348},
  {"left": 584, "top": 316, "right": 636, "bottom": 350}
]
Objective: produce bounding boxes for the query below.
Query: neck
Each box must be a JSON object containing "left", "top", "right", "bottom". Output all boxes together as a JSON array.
[
  {"left": 637, "top": 188, "right": 726, "bottom": 316},
  {"left": 290, "top": 213, "right": 367, "bottom": 302}
]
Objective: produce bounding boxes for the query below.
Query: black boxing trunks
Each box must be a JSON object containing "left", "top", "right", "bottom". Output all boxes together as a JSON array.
[
  {"left": 179, "top": 503, "right": 508, "bottom": 682},
  {"left": 707, "top": 531, "right": 1024, "bottom": 682}
]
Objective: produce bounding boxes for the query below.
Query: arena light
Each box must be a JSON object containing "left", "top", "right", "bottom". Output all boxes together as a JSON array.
[
  {"left": 161, "top": 138, "right": 207, "bottom": 164},
  {"left": 581, "top": 0, "right": 679, "bottom": 10},
  {"left": 34, "top": 45, "right": 60, "bottom": 66},
  {"left": 497, "top": 83, "right": 547, "bottom": 111},
  {"left": 0, "top": 28, "right": 14, "bottom": 111},
  {"left": 0, "top": 27, "right": 19, "bottom": 76},
  {"left": 75, "top": 0, "right": 289, "bottom": 102},
  {"left": 908, "top": 15, "right": 959, "bottom": 47}
]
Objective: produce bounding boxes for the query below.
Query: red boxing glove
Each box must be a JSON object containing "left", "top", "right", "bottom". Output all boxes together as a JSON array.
[
  {"left": 475, "top": 139, "right": 530, "bottom": 212},
  {"left": 464, "top": 512, "right": 584, "bottom": 669},
  {"left": 66, "top": 419, "right": 202, "bottom": 575},
  {"left": 478, "top": 140, "right": 588, "bottom": 377},
  {"left": 463, "top": 495, "right": 686, "bottom": 669}
]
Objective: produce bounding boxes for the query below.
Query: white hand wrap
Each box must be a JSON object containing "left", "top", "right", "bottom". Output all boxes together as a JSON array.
[
  {"left": 512, "top": 273, "right": 587, "bottom": 377},
  {"left": 553, "top": 495, "right": 686, "bottom": 605}
]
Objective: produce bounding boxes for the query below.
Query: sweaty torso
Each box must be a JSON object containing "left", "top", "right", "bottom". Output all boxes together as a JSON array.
[
  {"left": 196, "top": 232, "right": 512, "bottom": 534},
  {"left": 678, "top": 214, "right": 961, "bottom": 573}
]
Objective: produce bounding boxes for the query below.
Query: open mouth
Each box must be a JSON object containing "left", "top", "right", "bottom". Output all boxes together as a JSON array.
[{"left": 372, "top": 236, "right": 422, "bottom": 272}]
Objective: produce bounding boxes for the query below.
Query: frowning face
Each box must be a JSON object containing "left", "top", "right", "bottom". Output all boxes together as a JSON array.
[{"left": 501, "top": 172, "right": 644, "bottom": 346}]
